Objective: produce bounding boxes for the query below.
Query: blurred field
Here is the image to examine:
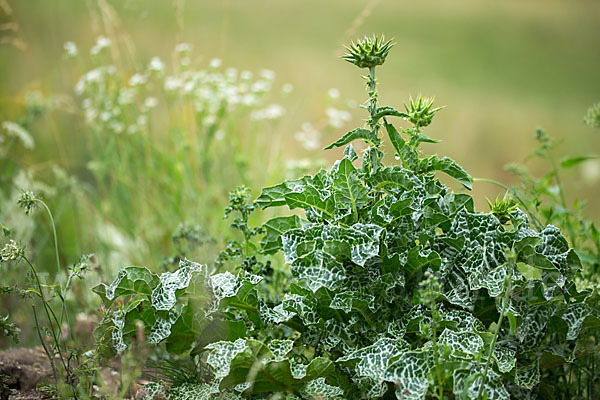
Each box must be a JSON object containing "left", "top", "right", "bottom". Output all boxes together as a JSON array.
[
  {"left": 1, "top": 0, "right": 599, "bottom": 246},
  {"left": 3, "top": 0, "right": 599, "bottom": 190}
]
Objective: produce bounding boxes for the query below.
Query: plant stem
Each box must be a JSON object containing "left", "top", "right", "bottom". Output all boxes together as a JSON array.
[
  {"left": 35, "top": 199, "right": 61, "bottom": 277},
  {"left": 23, "top": 256, "right": 69, "bottom": 375},
  {"left": 548, "top": 154, "right": 577, "bottom": 246},
  {"left": 367, "top": 66, "right": 378, "bottom": 136},
  {"left": 477, "top": 254, "right": 514, "bottom": 399},
  {"left": 430, "top": 305, "right": 444, "bottom": 400},
  {"left": 32, "top": 305, "right": 59, "bottom": 381},
  {"left": 35, "top": 198, "right": 72, "bottom": 338}
]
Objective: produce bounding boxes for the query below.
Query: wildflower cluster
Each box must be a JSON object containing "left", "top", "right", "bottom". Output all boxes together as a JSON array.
[
  {"left": 0, "top": 240, "right": 23, "bottom": 263},
  {"left": 72, "top": 39, "right": 284, "bottom": 136}
]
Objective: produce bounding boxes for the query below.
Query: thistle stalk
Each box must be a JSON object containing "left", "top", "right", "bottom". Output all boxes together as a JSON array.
[{"left": 367, "top": 66, "right": 379, "bottom": 141}]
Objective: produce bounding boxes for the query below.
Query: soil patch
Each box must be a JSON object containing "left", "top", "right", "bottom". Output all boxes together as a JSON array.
[{"left": 0, "top": 347, "right": 53, "bottom": 399}]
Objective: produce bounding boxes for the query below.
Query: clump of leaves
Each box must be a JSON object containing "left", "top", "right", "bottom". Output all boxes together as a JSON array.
[{"left": 96, "top": 36, "right": 600, "bottom": 399}]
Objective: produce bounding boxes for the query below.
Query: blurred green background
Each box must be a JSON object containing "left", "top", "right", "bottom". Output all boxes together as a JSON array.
[{"left": 1, "top": 0, "right": 599, "bottom": 261}]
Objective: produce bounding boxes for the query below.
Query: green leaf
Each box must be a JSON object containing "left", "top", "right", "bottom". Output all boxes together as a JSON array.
[
  {"left": 370, "top": 166, "right": 420, "bottom": 192},
  {"left": 338, "top": 337, "right": 409, "bottom": 381},
  {"left": 332, "top": 158, "right": 369, "bottom": 218},
  {"left": 324, "top": 128, "right": 376, "bottom": 150},
  {"left": 151, "top": 259, "right": 203, "bottom": 311},
  {"left": 343, "top": 144, "right": 358, "bottom": 161},
  {"left": 255, "top": 177, "right": 310, "bottom": 209},
  {"left": 384, "top": 122, "right": 405, "bottom": 156},
  {"left": 92, "top": 266, "right": 159, "bottom": 307},
  {"left": 373, "top": 106, "right": 409, "bottom": 121},
  {"left": 419, "top": 155, "right": 473, "bottom": 190},
  {"left": 560, "top": 156, "right": 594, "bottom": 168},
  {"left": 284, "top": 185, "right": 335, "bottom": 218},
  {"left": 261, "top": 215, "right": 302, "bottom": 254},
  {"left": 384, "top": 349, "right": 433, "bottom": 400},
  {"left": 217, "top": 338, "right": 334, "bottom": 394}
]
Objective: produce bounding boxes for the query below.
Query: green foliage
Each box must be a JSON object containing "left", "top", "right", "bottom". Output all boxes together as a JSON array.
[
  {"left": 0, "top": 314, "right": 20, "bottom": 343},
  {"left": 97, "top": 36, "right": 600, "bottom": 399}
]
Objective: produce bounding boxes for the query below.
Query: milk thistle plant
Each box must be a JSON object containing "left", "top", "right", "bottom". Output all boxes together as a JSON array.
[{"left": 96, "top": 36, "right": 600, "bottom": 399}]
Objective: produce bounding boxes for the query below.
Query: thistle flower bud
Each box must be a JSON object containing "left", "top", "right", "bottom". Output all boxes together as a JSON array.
[
  {"left": 404, "top": 95, "right": 443, "bottom": 128},
  {"left": 342, "top": 35, "right": 394, "bottom": 69}
]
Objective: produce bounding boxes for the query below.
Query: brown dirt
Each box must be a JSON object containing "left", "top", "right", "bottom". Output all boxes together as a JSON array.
[{"left": 0, "top": 347, "right": 53, "bottom": 400}]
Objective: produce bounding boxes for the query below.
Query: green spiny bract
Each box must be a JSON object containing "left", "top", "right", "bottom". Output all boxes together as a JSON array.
[
  {"left": 96, "top": 36, "right": 600, "bottom": 399},
  {"left": 342, "top": 35, "right": 393, "bottom": 69}
]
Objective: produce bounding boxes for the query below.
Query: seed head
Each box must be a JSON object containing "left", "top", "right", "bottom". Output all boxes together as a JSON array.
[
  {"left": 342, "top": 35, "right": 394, "bottom": 69},
  {"left": 17, "top": 191, "right": 38, "bottom": 215}
]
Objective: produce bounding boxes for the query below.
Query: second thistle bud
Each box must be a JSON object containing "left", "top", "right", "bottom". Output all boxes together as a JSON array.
[{"left": 342, "top": 35, "right": 394, "bottom": 69}]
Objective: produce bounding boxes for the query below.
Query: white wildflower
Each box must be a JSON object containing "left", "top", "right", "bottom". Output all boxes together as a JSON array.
[
  {"left": 118, "top": 88, "right": 135, "bottom": 105},
  {"left": 164, "top": 76, "right": 182, "bottom": 91},
  {"left": 209, "top": 58, "right": 222, "bottom": 69},
  {"left": 225, "top": 68, "right": 238, "bottom": 81},
  {"left": 325, "top": 107, "right": 352, "bottom": 129},
  {"left": 282, "top": 83, "right": 294, "bottom": 94},
  {"left": 128, "top": 73, "right": 147, "bottom": 86},
  {"left": 84, "top": 109, "right": 97, "bottom": 123},
  {"left": 180, "top": 56, "right": 191, "bottom": 67},
  {"left": 215, "top": 130, "right": 225, "bottom": 140},
  {"left": 85, "top": 69, "right": 102, "bottom": 84},
  {"left": 75, "top": 79, "right": 85, "bottom": 95},
  {"left": 144, "top": 97, "right": 158, "bottom": 109},
  {"left": 251, "top": 80, "right": 270, "bottom": 93},
  {"left": 240, "top": 70, "right": 253, "bottom": 80},
  {"left": 251, "top": 104, "right": 285, "bottom": 121},
  {"left": 328, "top": 88, "right": 340, "bottom": 99},
  {"left": 175, "top": 43, "right": 191, "bottom": 53},
  {"left": 183, "top": 80, "right": 195, "bottom": 93},
  {"left": 109, "top": 121, "right": 124, "bottom": 134},
  {"left": 90, "top": 36, "right": 111, "bottom": 55},
  {"left": 294, "top": 122, "right": 321, "bottom": 151},
  {"left": 260, "top": 69, "right": 275, "bottom": 80},
  {"left": 148, "top": 57, "right": 164, "bottom": 72},
  {"left": 241, "top": 93, "right": 257, "bottom": 106},
  {"left": 64, "top": 41, "right": 78, "bottom": 57}
]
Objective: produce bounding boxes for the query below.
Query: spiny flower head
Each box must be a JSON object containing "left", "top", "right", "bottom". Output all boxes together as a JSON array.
[
  {"left": 487, "top": 195, "right": 518, "bottom": 224},
  {"left": 404, "top": 95, "right": 443, "bottom": 128},
  {"left": 342, "top": 35, "right": 394, "bottom": 69}
]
